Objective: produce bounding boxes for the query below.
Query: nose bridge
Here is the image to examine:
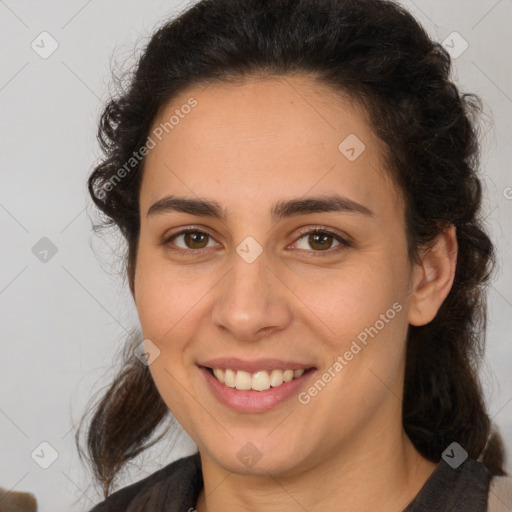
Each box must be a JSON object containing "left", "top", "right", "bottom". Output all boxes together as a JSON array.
[{"left": 212, "top": 248, "right": 291, "bottom": 340}]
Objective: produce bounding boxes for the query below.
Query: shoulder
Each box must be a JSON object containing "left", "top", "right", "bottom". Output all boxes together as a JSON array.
[
  {"left": 487, "top": 473, "right": 512, "bottom": 512},
  {"left": 405, "top": 457, "right": 491, "bottom": 511},
  {"left": 88, "top": 452, "right": 202, "bottom": 512}
]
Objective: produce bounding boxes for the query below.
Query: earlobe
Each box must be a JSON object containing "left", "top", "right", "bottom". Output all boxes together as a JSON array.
[{"left": 407, "top": 224, "right": 458, "bottom": 326}]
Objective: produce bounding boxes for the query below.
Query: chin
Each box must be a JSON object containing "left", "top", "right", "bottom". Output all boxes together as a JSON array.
[{"left": 199, "top": 431, "right": 312, "bottom": 478}]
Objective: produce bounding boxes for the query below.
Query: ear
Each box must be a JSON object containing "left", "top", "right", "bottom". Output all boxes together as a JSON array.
[{"left": 408, "top": 224, "right": 458, "bottom": 326}]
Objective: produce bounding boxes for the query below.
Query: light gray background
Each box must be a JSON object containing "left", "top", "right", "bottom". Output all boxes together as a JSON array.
[{"left": 1, "top": 1, "right": 511, "bottom": 510}]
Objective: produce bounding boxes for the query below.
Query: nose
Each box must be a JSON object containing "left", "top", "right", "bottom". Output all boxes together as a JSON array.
[{"left": 211, "top": 251, "right": 293, "bottom": 342}]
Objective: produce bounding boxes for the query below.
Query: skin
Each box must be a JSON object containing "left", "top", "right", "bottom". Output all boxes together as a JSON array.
[{"left": 133, "top": 74, "right": 458, "bottom": 511}]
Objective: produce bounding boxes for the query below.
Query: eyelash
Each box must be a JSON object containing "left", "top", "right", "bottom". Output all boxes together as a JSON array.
[{"left": 161, "top": 226, "right": 351, "bottom": 257}]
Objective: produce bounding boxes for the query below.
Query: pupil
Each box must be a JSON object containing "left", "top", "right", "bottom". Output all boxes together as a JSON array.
[
  {"left": 310, "top": 233, "right": 331, "bottom": 250},
  {"left": 187, "top": 232, "right": 206, "bottom": 248}
]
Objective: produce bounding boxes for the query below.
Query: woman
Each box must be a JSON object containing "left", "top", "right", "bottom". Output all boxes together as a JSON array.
[{"left": 78, "top": 0, "right": 512, "bottom": 510}]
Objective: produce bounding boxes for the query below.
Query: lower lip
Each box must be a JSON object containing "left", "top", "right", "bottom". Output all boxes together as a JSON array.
[{"left": 200, "top": 366, "right": 315, "bottom": 413}]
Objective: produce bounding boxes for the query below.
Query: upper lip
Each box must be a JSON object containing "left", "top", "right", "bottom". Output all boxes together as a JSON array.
[{"left": 199, "top": 357, "right": 315, "bottom": 373}]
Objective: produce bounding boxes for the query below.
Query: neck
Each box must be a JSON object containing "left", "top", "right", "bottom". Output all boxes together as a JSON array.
[{"left": 195, "top": 430, "right": 437, "bottom": 512}]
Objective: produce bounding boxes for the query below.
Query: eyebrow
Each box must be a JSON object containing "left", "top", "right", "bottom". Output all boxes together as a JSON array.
[{"left": 146, "top": 194, "right": 374, "bottom": 222}]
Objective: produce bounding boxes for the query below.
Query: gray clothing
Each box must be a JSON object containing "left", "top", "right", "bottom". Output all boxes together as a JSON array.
[{"left": 89, "top": 452, "right": 493, "bottom": 511}]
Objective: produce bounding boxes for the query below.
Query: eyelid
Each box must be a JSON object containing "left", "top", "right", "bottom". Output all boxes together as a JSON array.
[{"left": 293, "top": 225, "right": 351, "bottom": 244}]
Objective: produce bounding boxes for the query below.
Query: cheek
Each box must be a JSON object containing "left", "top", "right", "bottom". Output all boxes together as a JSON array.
[
  {"left": 299, "top": 268, "right": 408, "bottom": 429},
  {"left": 134, "top": 244, "right": 209, "bottom": 342},
  {"left": 310, "top": 256, "right": 410, "bottom": 404},
  {"left": 313, "top": 260, "right": 404, "bottom": 339},
  {"left": 133, "top": 248, "right": 210, "bottom": 427}
]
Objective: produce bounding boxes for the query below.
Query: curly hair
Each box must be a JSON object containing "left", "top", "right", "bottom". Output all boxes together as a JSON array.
[{"left": 77, "top": 0, "right": 506, "bottom": 497}]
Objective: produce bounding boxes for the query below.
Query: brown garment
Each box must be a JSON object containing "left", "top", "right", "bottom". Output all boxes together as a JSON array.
[{"left": 0, "top": 488, "right": 37, "bottom": 512}]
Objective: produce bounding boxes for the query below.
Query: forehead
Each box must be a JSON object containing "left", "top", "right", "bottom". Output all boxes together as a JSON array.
[{"left": 140, "top": 74, "right": 403, "bottom": 225}]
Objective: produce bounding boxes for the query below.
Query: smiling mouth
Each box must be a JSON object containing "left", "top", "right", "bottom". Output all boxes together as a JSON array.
[{"left": 204, "top": 367, "right": 315, "bottom": 391}]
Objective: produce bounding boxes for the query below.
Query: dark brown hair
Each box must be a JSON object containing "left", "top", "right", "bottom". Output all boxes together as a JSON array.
[{"left": 77, "top": 0, "right": 506, "bottom": 497}]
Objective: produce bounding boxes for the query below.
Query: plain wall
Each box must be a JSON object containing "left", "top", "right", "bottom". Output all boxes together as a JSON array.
[{"left": 1, "top": 1, "right": 511, "bottom": 510}]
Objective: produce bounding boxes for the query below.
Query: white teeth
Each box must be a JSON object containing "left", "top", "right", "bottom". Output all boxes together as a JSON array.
[
  {"left": 224, "top": 368, "right": 236, "bottom": 388},
  {"left": 252, "top": 371, "right": 270, "bottom": 391},
  {"left": 213, "top": 368, "right": 225, "bottom": 384},
  {"left": 270, "top": 369, "right": 284, "bottom": 387},
  {"left": 283, "top": 369, "right": 294, "bottom": 382},
  {"left": 210, "top": 367, "right": 307, "bottom": 391},
  {"left": 235, "top": 370, "right": 252, "bottom": 390}
]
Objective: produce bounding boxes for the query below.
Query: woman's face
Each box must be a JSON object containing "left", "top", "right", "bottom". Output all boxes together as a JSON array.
[{"left": 134, "top": 75, "right": 421, "bottom": 476}]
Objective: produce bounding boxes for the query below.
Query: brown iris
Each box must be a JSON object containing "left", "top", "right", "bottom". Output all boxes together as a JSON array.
[
  {"left": 307, "top": 232, "right": 334, "bottom": 251},
  {"left": 184, "top": 232, "right": 209, "bottom": 249}
]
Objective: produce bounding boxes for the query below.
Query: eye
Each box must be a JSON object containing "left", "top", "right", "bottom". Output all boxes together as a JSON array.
[
  {"left": 164, "top": 228, "right": 218, "bottom": 254},
  {"left": 291, "top": 227, "right": 349, "bottom": 254},
  {"left": 162, "top": 226, "right": 350, "bottom": 256}
]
